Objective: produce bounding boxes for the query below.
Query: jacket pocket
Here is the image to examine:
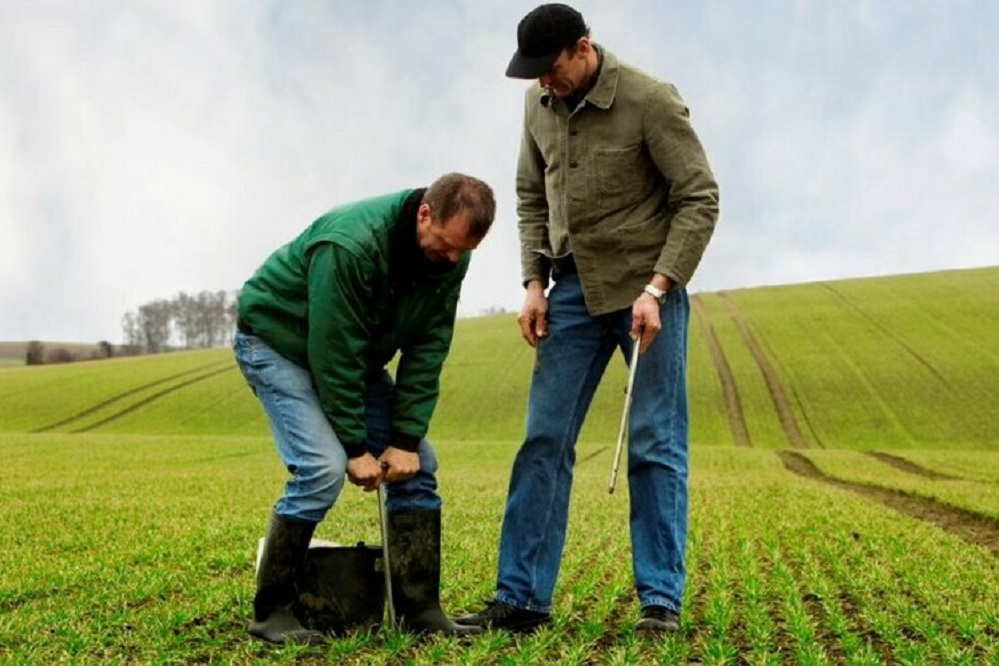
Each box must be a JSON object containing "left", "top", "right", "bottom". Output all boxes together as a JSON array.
[{"left": 593, "top": 144, "right": 644, "bottom": 198}]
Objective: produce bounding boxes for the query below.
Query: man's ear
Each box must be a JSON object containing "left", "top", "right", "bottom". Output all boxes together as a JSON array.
[{"left": 417, "top": 202, "right": 432, "bottom": 226}]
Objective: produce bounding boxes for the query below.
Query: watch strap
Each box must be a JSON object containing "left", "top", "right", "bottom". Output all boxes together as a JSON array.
[{"left": 643, "top": 283, "right": 666, "bottom": 303}]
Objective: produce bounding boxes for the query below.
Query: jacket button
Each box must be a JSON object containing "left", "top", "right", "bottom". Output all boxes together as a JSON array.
[
  {"left": 570, "top": 129, "right": 578, "bottom": 136},
  {"left": 570, "top": 161, "right": 579, "bottom": 168}
]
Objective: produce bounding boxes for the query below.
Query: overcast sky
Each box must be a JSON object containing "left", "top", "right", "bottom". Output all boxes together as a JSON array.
[{"left": 2, "top": 1, "right": 996, "bottom": 343}]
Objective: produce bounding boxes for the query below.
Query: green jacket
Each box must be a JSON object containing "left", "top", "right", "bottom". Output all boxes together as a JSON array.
[
  {"left": 237, "top": 189, "right": 468, "bottom": 457},
  {"left": 517, "top": 46, "right": 720, "bottom": 314}
]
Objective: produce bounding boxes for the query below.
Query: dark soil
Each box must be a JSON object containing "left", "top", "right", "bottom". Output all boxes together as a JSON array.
[
  {"left": 779, "top": 450, "right": 999, "bottom": 558},
  {"left": 864, "top": 451, "right": 961, "bottom": 480}
]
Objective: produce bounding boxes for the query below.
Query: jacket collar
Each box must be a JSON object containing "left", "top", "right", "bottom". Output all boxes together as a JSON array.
[
  {"left": 583, "top": 45, "right": 618, "bottom": 110},
  {"left": 391, "top": 188, "right": 457, "bottom": 282}
]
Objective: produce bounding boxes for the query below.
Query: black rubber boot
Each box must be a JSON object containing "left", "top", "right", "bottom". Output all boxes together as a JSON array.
[
  {"left": 249, "top": 512, "right": 325, "bottom": 644},
  {"left": 387, "top": 509, "right": 483, "bottom": 636}
]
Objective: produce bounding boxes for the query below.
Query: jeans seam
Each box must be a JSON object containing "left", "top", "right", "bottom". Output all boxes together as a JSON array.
[{"left": 525, "top": 330, "right": 613, "bottom": 608}]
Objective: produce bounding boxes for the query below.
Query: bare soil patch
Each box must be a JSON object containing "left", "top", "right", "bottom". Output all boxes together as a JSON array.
[
  {"left": 779, "top": 450, "right": 999, "bottom": 558},
  {"left": 719, "top": 294, "right": 807, "bottom": 449},
  {"left": 865, "top": 451, "right": 961, "bottom": 480},
  {"left": 692, "top": 295, "right": 751, "bottom": 447}
]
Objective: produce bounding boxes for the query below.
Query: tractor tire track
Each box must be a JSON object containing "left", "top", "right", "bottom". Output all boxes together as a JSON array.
[
  {"left": 719, "top": 293, "right": 808, "bottom": 449},
  {"left": 692, "top": 295, "right": 752, "bottom": 447},
  {"left": 819, "top": 283, "right": 952, "bottom": 388},
  {"left": 31, "top": 360, "right": 233, "bottom": 433},
  {"left": 864, "top": 451, "right": 961, "bottom": 480},
  {"left": 70, "top": 365, "right": 237, "bottom": 433},
  {"left": 577, "top": 445, "right": 609, "bottom": 466},
  {"left": 778, "top": 450, "right": 999, "bottom": 558}
]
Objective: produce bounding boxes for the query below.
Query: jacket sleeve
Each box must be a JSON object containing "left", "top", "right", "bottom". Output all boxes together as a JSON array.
[
  {"left": 644, "top": 83, "right": 720, "bottom": 287},
  {"left": 306, "top": 242, "right": 372, "bottom": 458},
  {"left": 516, "top": 94, "right": 553, "bottom": 287},
  {"left": 390, "top": 275, "right": 465, "bottom": 450}
]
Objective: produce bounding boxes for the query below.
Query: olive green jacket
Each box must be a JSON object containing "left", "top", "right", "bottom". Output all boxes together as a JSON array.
[
  {"left": 237, "top": 190, "right": 467, "bottom": 457},
  {"left": 517, "top": 46, "right": 720, "bottom": 314}
]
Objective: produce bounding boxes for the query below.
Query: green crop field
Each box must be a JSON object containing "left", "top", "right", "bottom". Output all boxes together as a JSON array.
[{"left": 1, "top": 267, "right": 997, "bottom": 664}]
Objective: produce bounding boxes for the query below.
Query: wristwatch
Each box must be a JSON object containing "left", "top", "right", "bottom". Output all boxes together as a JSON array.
[{"left": 643, "top": 283, "right": 667, "bottom": 304}]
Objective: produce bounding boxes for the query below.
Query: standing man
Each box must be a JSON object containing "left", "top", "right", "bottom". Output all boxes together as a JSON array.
[
  {"left": 235, "top": 173, "right": 495, "bottom": 643},
  {"left": 460, "top": 4, "right": 719, "bottom": 634}
]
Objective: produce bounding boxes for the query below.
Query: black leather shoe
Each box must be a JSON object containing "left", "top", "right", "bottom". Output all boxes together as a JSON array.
[
  {"left": 635, "top": 605, "right": 680, "bottom": 634},
  {"left": 456, "top": 600, "right": 550, "bottom": 634}
]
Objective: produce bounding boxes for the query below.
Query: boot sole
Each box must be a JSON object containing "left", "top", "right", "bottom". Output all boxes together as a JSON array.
[{"left": 249, "top": 626, "right": 326, "bottom": 645}]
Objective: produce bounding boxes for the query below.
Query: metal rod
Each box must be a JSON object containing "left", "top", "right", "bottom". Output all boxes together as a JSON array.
[
  {"left": 377, "top": 483, "right": 397, "bottom": 630},
  {"left": 609, "top": 333, "right": 642, "bottom": 494}
]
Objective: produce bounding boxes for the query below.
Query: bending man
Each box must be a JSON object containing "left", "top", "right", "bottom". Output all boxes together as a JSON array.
[{"left": 235, "top": 173, "right": 495, "bottom": 642}]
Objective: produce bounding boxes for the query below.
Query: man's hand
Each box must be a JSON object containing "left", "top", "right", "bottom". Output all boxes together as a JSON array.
[
  {"left": 347, "top": 452, "right": 384, "bottom": 492},
  {"left": 378, "top": 446, "right": 420, "bottom": 483},
  {"left": 517, "top": 280, "right": 549, "bottom": 346},
  {"left": 631, "top": 293, "right": 661, "bottom": 354},
  {"left": 631, "top": 275, "right": 673, "bottom": 355}
]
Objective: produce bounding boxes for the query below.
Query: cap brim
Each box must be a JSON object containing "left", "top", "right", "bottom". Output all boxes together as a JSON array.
[{"left": 505, "top": 50, "right": 560, "bottom": 79}]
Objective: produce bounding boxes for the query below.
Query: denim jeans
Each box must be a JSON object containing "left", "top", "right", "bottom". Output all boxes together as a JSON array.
[
  {"left": 233, "top": 330, "right": 440, "bottom": 523},
  {"left": 495, "top": 273, "right": 690, "bottom": 614}
]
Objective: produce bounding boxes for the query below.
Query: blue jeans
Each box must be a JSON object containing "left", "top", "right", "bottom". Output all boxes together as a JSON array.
[
  {"left": 496, "top": 274, "right": 690, "bottom": 614},
  {"left": 233, "top": 330, "right": 441, "bottom": 523}
]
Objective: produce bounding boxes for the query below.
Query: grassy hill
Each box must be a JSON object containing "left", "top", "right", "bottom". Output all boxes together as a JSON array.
[
  {"left": 2, "top": 267, "right": 998, "bottom": 663},
  {"left": 1, "top": 266, "right": 996, "bottom": 449}
]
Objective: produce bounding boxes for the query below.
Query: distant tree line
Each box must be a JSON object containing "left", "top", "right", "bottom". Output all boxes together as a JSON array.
[
  {"left": 25, "top": 340, "right": 115, "bottom": 366},
  {"left": 23, "top": 290, "right": 238, "bottom": 366},
  {"left": 24, "top": 289, "right": 505, "bottom": 366},
  {"left": 121, "top": 290, "right": 238, "bottom": 354}
]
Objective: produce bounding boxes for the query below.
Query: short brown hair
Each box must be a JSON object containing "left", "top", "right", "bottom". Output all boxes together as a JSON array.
[{"left": 423, "top": 173, "right": 496, "bottom": 239}]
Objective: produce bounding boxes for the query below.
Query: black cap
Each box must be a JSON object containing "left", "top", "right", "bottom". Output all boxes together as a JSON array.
[{"left": 506, "top": 4, "right": 587, "bottom": 79}]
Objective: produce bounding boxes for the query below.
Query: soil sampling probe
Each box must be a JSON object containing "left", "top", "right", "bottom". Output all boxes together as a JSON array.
[{"left": 608, "top": 332, "right": 642, "bottom": 494}]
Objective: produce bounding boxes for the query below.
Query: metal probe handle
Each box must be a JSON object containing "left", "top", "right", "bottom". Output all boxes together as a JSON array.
[
  {"left": 377, "top": 483, "right": 397, "bottom": 630},
  {"left": 609, "top": 333, "right": 642, "bottom": 494}
]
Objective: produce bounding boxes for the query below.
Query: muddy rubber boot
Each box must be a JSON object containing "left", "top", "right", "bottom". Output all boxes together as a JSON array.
[
  {"left": 387, "top": 509, "right": 483, "bottom": 636},
  {"left": 249, "top": 512, "right": 325, "bottom": 644}
]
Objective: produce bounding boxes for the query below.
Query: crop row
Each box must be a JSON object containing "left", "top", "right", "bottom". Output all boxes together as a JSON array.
[
  {"left": 2, "top": 435, "right": 996, "bottom": 663},
  {"left": 708, "top": 269, "right": 999, "bottom": 449},
  {"left": 0, "top": 350, "right": 227, "bottom": 433}
]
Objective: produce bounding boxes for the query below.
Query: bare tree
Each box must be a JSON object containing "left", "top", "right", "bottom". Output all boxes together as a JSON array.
[
  {"left": 225, "top": 290, "right": 239, "bottom": 345},
  {"left": 208, "top": 289, "right": 229, "bottom": 347},
  {"left": 122, "top": 312, "right": 142, "bottom": 348},
  {"left": 172, "top": 292, "right": 198, "bottom": 348},
  {"left": 138, "top": 299, "right": 173, "bottom": 353},
  {"left": 122, "top": 288, "right": 239, "bottom": 353}
]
